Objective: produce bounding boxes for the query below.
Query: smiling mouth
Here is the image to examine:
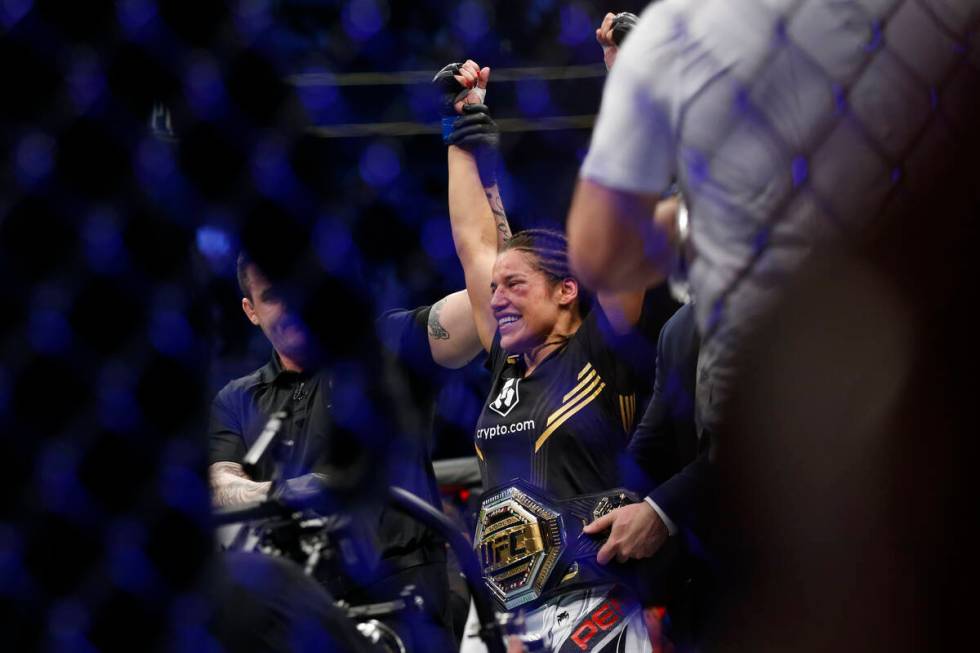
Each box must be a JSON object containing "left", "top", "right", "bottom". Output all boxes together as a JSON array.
[{"left": 497, "top": 315, "right": 520, "bottom": 330}]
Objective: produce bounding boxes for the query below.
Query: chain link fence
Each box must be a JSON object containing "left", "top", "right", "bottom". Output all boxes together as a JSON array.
[{"left": 3, "top": 0, "right": 977, "bottom": 650}]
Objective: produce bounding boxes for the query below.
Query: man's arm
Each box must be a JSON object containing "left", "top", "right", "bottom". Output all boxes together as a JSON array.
[
  {"left": 570, "top": 6, "right": 681, "bottom": 295},
  {"left": 627, "top": 314, "right": 680, "bottom": 488},
  {"left": 583, "top": 445, "right": 713, "bottom": 565},
  {"left": 647, "top": 445, "right": 712, "bottom": 534},
  {"left": 596, "top": 11, "right": 640, "bottom": 71},
  {"left": 426, "top": 289, "right": 484, "bottom": 369},
  {"left": 571, "top": 12, "right": 675, "bottom": 329},
  {"left": 586, "top": 305, "right": 707, "bottom": 561},
  {"left": 209, "top": 461, "right": 271, "bottom": 507},
  {"left": 594, "top": 444, "right": 713, "bottom": 566},
  {"left": 569, "top": 180, "right": 674, "bottom": 294},
  {"left": 585, "top": 317, "right": 677, "bottom": 564},
  {"left": 208, "top": 391, "right": 267, "bottom": 508}
]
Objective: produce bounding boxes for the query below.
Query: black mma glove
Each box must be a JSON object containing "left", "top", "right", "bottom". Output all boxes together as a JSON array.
[
  {"left": 433, "top": 62, "right": 467, "bottom": 142},
  {"left": 611, "top": 11, "right": 640, "bottom": 46},
  {"left": 447, "top": 103, "right": 498, "bottom": 150},
  {"left": 447, "top": 103, "right": 499, "bottom": 186}
]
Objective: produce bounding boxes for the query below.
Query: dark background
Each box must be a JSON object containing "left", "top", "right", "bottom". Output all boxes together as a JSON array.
[
  {"left": 194, "top": 0, "right": 654, "bottom": 459},
  {"left": 6, "top": 2, "right": 978, "bottom": 651},
  {"left": 0, "top": 1, "right": 652, "bottom": 649}
]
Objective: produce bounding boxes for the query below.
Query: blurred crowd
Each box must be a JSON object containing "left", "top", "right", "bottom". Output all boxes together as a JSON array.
[{"left": 2, "top": 1, "right": 978, "bottom": 652}]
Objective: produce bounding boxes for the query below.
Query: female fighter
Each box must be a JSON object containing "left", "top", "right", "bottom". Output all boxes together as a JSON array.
[{"left": 439, "top": 56, "right": 671, "bottom": 652}]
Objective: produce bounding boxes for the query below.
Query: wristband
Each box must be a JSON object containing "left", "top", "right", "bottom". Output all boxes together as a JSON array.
[
  {"left": 441, "top": 116, "right": 456, "bottom": 143},
  {"left": 466, "top": 86, "right": 487, "bottom": 104}
]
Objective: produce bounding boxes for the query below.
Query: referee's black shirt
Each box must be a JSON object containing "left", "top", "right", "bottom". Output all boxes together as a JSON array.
[
  {"left": 209, "top": 354, "right": 328, "bottom": 482},
  {"left": 208, "top": 350, "right": 440, "bottom": 561}
]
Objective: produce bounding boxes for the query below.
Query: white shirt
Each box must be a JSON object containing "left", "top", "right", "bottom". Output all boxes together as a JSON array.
[{"left": 582, "top": 0, "right": 978, "bottom": 436}]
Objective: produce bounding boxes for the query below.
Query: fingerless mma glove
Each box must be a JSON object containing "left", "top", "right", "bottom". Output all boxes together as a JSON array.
[
  {"left": 433, "top": 62, "right": 467, "bottom": 141},
  {"left": 446, "top": 103, "right": 499, "bottom": 187},
  {"left": 611, "top": 12, "right": 640, "bottom": 46}
]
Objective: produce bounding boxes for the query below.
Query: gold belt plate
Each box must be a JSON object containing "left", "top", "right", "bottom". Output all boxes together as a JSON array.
[{"left": 474, "top": 486, "right": 565, "bottom": 610}]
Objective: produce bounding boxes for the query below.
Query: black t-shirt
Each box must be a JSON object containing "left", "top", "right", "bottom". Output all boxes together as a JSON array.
[
  {"left": 475, "top": 303, "right": 657, "bottom": 499},
  {"left": 209, "top": 333, "right": 441, "bottom": 558},
  {"left": 376, "top": 305, "right": 446, "bottom": 508},
  {"left": 377, "top": 305, "right": 444, "bottom": 456},
  {"left": 209, "top": 354, "right": 330, "bottom": 482}
]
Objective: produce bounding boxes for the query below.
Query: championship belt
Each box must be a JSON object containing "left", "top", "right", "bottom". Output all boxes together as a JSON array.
[{"left": 474, "top": 480, "right": 642, "bottom": 612}]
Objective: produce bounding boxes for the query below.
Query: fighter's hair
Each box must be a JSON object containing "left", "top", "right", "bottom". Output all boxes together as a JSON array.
[
  {"left": 236, "top": 251, "right": 253, "bottom": 299},
  {"left": 501, "top": 228, "right": 592, "bottom": 312}
]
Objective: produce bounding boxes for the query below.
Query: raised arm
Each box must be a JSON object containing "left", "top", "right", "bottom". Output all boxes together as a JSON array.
[
  {"left": 577, "top": 12, "right": 672, "bottom": 332},
  {"left": 419, "top": 62, "right": 512, "bottom": 362},
  {"left": 584, "top": 194, "right": 680, "bottom": 333},
  {"left": 570, "top": 8, "right": 681, "bottom": 299},
  {"left": 448, "top": 144, "right": 499, "bottom": 351},
  {"left": 423, "top": 146, "right": 511, "bottom": 365},
  {"left": 438, "top": 60, "right": 508, "bottom": 351},
  {"left": 569, "top": 181, "right": 674, "bottom": 298},
  {"left": 596, "top": 11, "right": 640, "bottom": 71},
  {"left": 484, "top": 181, "right": 512, "bottom": 249}
]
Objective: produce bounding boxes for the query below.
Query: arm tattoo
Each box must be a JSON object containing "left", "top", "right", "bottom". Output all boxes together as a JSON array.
[
  {"left": 428, "top": 298, "right": 450, "bottom": 340},
  {"left": 485, "top": 186, "right": 512, "bottom": 246},
  {"left": 209, "top": 462, "right": 271, "bottom": 508}
]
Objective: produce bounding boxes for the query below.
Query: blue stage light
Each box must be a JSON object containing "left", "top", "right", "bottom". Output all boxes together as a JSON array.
[
  {"left": 421, "top": 217, "right": 455, "bottom": 262},
  {"left": 342, "top": 0, "right": 388, "bottom": 42},
  {"left": 15, "top": 132, "right": 55, "bottom": 187},
  {"left": 29, "top": 309, "right": 73, "bottom": 355},
  {"left": 116, "top": 0, "right": 156, "bottom": 36},
  {"left": 196, "top": 226, "right": 233, "bottom": 261},
  {"left": 454, "top": 0, "right": 491, "bottom": 44},
  {"left": 1, "top": 0, "right": 32, "bottom": 28},
  {"left": 359, "top": 142, "right": 401, "bottom": 187},
  {"left": 313, "top": 217, "right": 354, "bottom": 274}
]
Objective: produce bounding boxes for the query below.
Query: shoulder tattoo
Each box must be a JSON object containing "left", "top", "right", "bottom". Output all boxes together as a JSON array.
[{"left": 428, "top": 298, "right": 450, "bottom": 340}]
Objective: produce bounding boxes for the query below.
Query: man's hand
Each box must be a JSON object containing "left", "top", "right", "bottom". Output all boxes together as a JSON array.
[
  {"left": 583, "top": 501, "right": 669, "bottom": 565},
  {"left": 653, "top": 195, "right": 681, "bottom": 249},
  {"left": 596, "top": 12, "right": 620, "bottom": 71},
  {"left": 597, "top": 12, "right": 640, "bottom": 70}
]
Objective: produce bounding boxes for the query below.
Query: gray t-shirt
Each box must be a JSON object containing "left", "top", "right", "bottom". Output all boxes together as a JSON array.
[{"left": 581, "top": 0, "right": 978, "bottom": 431}]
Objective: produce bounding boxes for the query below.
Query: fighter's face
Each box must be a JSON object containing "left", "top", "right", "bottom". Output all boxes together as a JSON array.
[
  {"left": 490, "top": 249, "right": 573, "bottom": 354},
  {"left": 241, "top": 264, "right": 310, "bottom": 359}
]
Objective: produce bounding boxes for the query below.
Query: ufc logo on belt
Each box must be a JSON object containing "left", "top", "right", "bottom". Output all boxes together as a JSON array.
[{"left": 568, "top": 598, "right": 624, "bottom": 651}]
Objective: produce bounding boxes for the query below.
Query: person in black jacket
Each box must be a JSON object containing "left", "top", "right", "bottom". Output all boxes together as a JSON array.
[{"left": 598, "top": 302, "right": 714, "bottom": 650}]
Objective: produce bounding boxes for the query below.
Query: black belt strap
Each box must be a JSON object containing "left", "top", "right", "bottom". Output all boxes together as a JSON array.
[{"left": 477, "top": 481, "right": 686, "bottom": 612}]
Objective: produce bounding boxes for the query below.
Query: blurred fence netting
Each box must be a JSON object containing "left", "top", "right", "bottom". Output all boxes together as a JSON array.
[{"left": 0, "top": 1, "right": 650, "bottom": 649}]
